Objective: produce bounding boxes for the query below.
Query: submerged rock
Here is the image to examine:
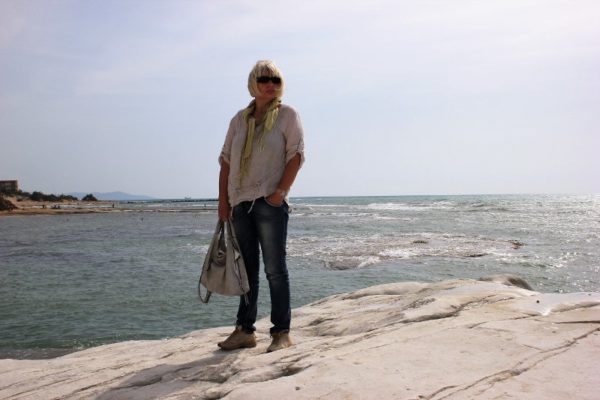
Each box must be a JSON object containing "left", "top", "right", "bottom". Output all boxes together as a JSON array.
[
  {"left": 479, "top": 274, "right": 534, "bottom": 290},
  {"left": 1, "top": 277, "right": 598, "bottom": 399}
]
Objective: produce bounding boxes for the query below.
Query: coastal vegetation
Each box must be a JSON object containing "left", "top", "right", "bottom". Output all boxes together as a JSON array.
[
  {"left": 29, "top": 191, "right": 78, "bottom": 202},
  {"left": 0, "top": 189, "right": 79, "bottom": 202},
  {"left": 82, "top": 194, "right": 98, "bottom": 201},
  {"left": 0, "top": 189, "right": 94, "bottom": 213}
]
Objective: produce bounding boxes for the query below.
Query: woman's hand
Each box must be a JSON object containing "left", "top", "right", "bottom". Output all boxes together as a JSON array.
[{"left": 266, "top": 191, "right": 284, "bottom": 207}]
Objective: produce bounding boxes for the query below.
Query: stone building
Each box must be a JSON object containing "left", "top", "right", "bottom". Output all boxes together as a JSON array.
[{"left": 0, "top": 180, "right": 19, "bottom": 194}]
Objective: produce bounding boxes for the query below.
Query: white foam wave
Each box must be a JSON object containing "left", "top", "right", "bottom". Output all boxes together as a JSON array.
[
  {"left": 324, "top": 256, "right": 381, "bottom": 270},
  {"left": 366, "top": 203, "right": 418, "bottom": 211},
  {"left": 365, "top": 202, "right": 455, "bottom": 211},
  {"left": 378, "top": 248, "right": 415, "bottom": 258},
  {"left": 186, "top": 244, "right": 209, "bottom": 254},
  {"left": 288, "top": 233, "right": 529, "bottom": 269}
]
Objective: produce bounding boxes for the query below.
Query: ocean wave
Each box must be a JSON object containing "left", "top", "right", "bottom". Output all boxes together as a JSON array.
[
  {"left": 288, "top": 233, "right": 527, "bottom": 269},
  {"left": 467, "top": 206, "right": 511, "bottom": 212},
  {"left": 324, "top": 256, "right": 381, "bottom": 270},
  {"left": 365, "top": 202, "right": 455, "bottom": 211},
  {"left": 186, "top": 244, "right": 209, "bottom": 254},
  {"left": 373, "top": 215, "right": 413, "bottom": 221},
  {"left": 366, "top": 203, "right": 418, "bottom": 211}
]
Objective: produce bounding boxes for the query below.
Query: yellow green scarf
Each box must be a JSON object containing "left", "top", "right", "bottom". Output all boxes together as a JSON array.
[{"left": 239, "top": 98, "right": 281, "bottom": 183}]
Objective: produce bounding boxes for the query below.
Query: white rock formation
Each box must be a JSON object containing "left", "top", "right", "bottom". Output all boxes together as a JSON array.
[{"left": 1, "top": 277, "right": 599, "bottom": 399}]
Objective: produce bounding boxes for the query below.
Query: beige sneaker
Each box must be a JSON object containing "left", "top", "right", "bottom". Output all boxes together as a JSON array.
[
  {"left": 267, "top": 331, "right": 293, "bottom": 353},
  {"left": 218, "top": 326, "right": 257, "bottom": 351}
]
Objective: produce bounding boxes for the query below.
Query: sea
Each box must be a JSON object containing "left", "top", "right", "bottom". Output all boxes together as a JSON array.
[{"left": 1, "top": 194, "right": 598, "bottom": 359}]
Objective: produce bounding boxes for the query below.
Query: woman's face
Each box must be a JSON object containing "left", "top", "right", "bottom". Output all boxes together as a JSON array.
[{"left": 255, "top": 73, "right": 281, "bottom": 102}]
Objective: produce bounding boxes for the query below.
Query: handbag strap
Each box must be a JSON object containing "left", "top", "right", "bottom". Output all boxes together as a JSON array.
[
  {"left": 197, "top": 220, "right": 225, "bottom": 303},
  {"left": 226, "top": 220, "right": 249, "bottom": 305},
  {"left": 197, "top": 281, "right": 211, "bottom": 303}
]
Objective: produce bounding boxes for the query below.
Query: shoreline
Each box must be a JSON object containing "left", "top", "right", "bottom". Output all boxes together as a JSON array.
[
  {"left": 0, "top": 208, "right": 216, "bottom": 216},
  {"left": 0, "top": 197, "right": 217, "bottom": 216},
  {"left": 1, "top": 276, "right": 598, "bottom": 399}
]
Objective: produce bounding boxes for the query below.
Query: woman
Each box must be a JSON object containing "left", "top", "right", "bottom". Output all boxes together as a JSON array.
[{"left": 217, "top": 60, "right": 304, "bottom": 352}]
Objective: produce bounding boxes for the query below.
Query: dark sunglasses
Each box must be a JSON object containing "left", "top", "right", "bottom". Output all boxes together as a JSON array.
[{"left": 256, "top": 76, "right": 282, "bottom": 84}]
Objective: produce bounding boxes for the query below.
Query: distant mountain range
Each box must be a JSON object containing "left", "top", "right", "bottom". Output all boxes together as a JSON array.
[{"left": 67, "top": 191, "right": 156, "bottom": 201}]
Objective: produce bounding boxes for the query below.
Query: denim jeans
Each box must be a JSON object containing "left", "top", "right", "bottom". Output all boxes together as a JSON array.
[{"left": 232, "top": 197, "right": 290, "bottom": 334}]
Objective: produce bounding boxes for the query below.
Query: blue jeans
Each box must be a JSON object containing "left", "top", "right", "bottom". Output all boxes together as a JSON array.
[{"left": 232, "top": 197, "right": 290, "bottom": 334}]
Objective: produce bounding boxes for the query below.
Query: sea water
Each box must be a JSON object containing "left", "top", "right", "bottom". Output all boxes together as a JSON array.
[{"left": 1, "top": 194, "right": 598, "bottom": 359}]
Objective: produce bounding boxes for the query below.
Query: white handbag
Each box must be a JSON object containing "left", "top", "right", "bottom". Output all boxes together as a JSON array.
[{"left": 198, "top": 220, "right": 250, "bottom": 304}]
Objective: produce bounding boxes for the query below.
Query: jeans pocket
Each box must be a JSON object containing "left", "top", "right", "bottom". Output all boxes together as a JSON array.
[{"left": 263, "top": 196, "right": 283, "bottom": 208}]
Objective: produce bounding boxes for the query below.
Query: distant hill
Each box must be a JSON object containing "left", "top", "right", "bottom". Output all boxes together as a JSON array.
[{"left": 67, "top": 191, "right": 156, "bottom": 201}]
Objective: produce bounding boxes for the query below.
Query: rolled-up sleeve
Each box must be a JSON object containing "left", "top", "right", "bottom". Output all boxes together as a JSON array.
[
  {"left": 218, "top": 116, "right": 236, "bottom": 166},
  {"left": 284, "top": 108, "right": 305, "bottom": 167}
]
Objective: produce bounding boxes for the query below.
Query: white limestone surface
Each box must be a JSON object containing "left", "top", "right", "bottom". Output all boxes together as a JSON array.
[{"left": 1, "top": 277, "right": 599, "bottom": 400}]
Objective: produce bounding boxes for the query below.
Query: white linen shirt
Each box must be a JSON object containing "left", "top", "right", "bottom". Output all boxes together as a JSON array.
[{"left": 219, "top": 104, "right": 305, "bottom": 208}]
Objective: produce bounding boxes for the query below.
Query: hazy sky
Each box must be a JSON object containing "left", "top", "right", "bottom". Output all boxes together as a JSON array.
[{"left": 1, "top": 0, "right": 599, "bottom": 198}]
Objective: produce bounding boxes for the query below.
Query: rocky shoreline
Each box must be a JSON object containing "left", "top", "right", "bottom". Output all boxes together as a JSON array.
[
  {"left": 0, "top": 197, "right": 216, "bottom": 216},
  {"left": 0, "top": 196, "right": 112, "bottom": 216},
  {"left": 1, "top": 276, "right": 598, "bottom": 399}
]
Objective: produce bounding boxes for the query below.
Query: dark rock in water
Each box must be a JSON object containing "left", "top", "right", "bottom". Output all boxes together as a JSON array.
[
  {"left": 509, "top": 240, "right": 525, "bottom": 249},
  {"left": 412, "top": 239, "right": 428, "bottom": 244},
  {"left": 479, "top": 274, "right": 533, "bottom": 290},
  {"left": 324, "top": 261, "right": 355, "bottom": 270}
]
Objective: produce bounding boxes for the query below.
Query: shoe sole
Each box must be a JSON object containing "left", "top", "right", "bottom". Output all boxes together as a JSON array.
[
  {"left": 266, "top": 344, "right": 292, "bottom": 353},
  {"left": 218, "top": 342, "right": 257, "bottom": 351}
]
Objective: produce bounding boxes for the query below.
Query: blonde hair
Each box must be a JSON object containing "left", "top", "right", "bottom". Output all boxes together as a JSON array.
[{"left": 247, "top": 60, "right": 285, "bottom": 98}]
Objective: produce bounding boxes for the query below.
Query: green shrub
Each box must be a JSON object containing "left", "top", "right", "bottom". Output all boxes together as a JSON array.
[
  {"left": 29, "top": 191, "right": 78, "bottom": 202},
  {"left": 82, "top": 194, "right": 98, "bottom": 201}
]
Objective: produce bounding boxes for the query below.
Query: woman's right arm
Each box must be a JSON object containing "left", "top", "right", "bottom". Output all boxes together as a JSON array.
[
  {"left": 218, "top": 114, "right": 238, "bottom": 221},
  {"left": 218, "top": 161, "right": 230, "bottom": 221}
]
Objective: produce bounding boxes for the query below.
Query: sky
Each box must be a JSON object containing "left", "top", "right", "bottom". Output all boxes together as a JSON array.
[{"left": 1, "top": 0, "right": 599, "bottom": 198}]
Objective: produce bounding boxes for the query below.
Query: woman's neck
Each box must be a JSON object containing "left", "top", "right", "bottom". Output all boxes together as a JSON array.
[
  {"left": 252, "top": 98, "right": 275, "bottom": 121},
  {"left": 254, "top": 98, "right": 271, "bottom": 114}
]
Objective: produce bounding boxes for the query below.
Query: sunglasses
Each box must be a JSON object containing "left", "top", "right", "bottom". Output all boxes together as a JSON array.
[{"left": 256, "top": 76, "right": 282, "bottom": 84}]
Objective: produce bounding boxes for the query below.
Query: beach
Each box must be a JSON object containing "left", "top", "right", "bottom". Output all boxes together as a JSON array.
[
  {"left": 0, "top": 197, "right": 217, "bottom": 216},
  {"left": 0, "top": 196, "right": 117, "bottom": 216}
]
